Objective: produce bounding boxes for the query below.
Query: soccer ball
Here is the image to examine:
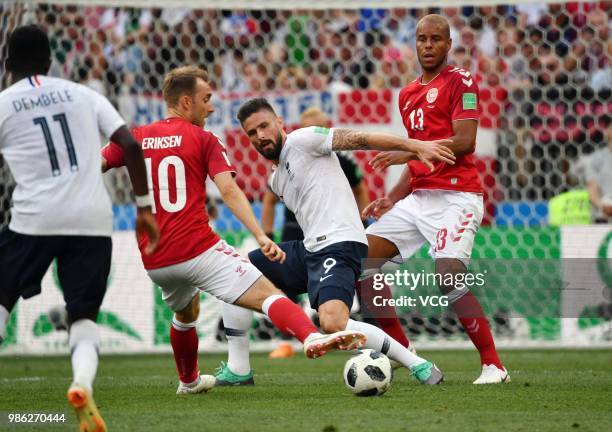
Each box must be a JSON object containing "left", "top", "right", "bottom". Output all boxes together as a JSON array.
[{"left": 343, "top": 349, "right": 393, "bottom": 396}]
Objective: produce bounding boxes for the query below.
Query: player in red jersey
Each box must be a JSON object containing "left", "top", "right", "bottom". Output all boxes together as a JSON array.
[
  {"left": 363, "top": 15, "right": 509, "bottom": 384},
  {"left": 102, "top": 66, "right": 366, "bottom": 394}
]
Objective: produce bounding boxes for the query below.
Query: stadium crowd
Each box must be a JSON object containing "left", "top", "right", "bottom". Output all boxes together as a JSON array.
[{"left": 1, "top": 2, "right": 610, "bottom": 212}]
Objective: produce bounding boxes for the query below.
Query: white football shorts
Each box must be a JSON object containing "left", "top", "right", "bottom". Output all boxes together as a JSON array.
[
  {"left": 147, "top": 239, "right": 263, "bottom": 312},
  {"left": 366, "top": 190, "right": 484, "bottom": 265}
]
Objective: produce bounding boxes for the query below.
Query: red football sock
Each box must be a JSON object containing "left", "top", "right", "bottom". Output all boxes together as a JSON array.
[
  {"left": 374, "top": 317, "right": 410, "bottom": 348},
  {"left": 452, "top": 292, "right": 503, "bottom": 369},
  {"left": 170, "top": 321, "right": 199, "bottom": 384},
  {"left": 264, "top": 296, "right": 318, "bottom": 343},
  {"left": 357, "top": 278, "right": 410, "bottom": 348}
]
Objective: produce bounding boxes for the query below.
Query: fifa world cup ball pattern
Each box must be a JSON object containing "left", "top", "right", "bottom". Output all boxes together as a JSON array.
[{"left": 343, "top": 349, "right": 393, "bottom": 396}]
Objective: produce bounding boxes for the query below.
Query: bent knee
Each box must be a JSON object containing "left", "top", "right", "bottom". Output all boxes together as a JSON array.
[
  {"left": 318, "top": 313, "right": 348, "bottom": 334},
  {"left": 254, "top": 277, "right": 283, "bottom": 296},
  {"left": 175, "top": 296, "right": 200, "bottom": 322}
]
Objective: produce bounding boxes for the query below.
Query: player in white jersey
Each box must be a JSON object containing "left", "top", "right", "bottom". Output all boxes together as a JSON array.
[
  {"left": 214, "top": 98, "right": 456, "bottom": 386},
  {"left": 0, "top": 25, "right": 159, "bottom": 432}
]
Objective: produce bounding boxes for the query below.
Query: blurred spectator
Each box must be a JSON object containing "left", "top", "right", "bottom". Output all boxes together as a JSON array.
[
  {"left": 585, "top": 132, "right": 612, "bottom": 223},
  {"left": 459, "top": 26, "right": 479, "bottom": 71},
  {"left": 563, "top": 56, "right": 590, "bottom": 86},
  {"left": 591, "top": 64, "right": 611, "bottom": 91},
  {"left": 357, "top": 8, "right": 386, "bottom": 33},
  {"left": 473, "top": 7, "right": 499, "bottom": 57},
  {"left": 450, "top": 46, "right": 471, "bottom": 71},
  {"left": 516, "top": 2, "right": 547, "bottom": 26},
  {"left": 11, "top": 2, "right": 609, "bottom": 209},
  {"left": 442, "top": 7, "right": 464, "bottom": 41},
  {"left": 590, "top": 38, "right": 611, "bottom": 90},
  {"left": 285, "top": 12, "right": 312, "bottom": 66},
  {"left": 221, "top": 50, "right": 248, "bottom": 92},
  {"left": 501, "top": 28, "right": 532, "bottom": 89},
  {"left": 220, "top": 10, "right": 255, "bottom": 37},
  {"left": 383, "top": 8, "right": 421, "bottom": 50}
]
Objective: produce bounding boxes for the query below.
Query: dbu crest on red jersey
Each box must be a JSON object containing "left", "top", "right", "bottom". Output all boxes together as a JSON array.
[{"left": 426, "top": 88, "right": 438, "bottom": 104}]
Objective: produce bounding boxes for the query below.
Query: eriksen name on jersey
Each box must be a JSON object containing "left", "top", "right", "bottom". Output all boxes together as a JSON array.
[{"left": 141, "top": 135, "right": 183, "bottom": 150}]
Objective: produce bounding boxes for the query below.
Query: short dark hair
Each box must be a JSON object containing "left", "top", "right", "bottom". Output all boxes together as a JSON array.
[
  {"left": 7, "top": 25, "right": 51, "bottom": 75},
  {"left": 237, "top": 98, "right": 276, "bottom": 124},
  {"left": 162, "top": 65, "right": 208, "bottom": 108},
  {"left": 416, "top": 14, "right": 451, "bottom": 39}
]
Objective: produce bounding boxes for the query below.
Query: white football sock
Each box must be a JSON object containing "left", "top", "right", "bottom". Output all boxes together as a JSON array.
[
  {"left": 69, "top": 319, "right": 100, "bottom": 394},
  {"left": 0, "top": 305, "right": 9, "bottom": 342},
  {"left": 222, "top": 303, "right": 253, "bottom": 375},
  {"left": 261, "top": 294, "right": 286, "bottom": 315},
  {"left": 171, "top": 316, "right": 196, "bottom": 331},
  {"left": 346, "top": 319, "right": 426, "bottom": 368}
]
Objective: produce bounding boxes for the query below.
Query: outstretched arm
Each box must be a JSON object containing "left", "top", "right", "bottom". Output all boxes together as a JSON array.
[
  {"left": 214, "top": 172, "right": 285, "bottom": 263},
  {"left": 368, "top": 121, "right": 476, "bottom": 171},
  {"left": 331, "top": 129, "right": 455, "bottom": 170}
]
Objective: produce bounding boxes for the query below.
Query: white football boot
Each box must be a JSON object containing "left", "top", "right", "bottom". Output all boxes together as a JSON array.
[
  {"left": 303, "top": 330, "right": 366, "bottom": 359},
  {"left": 176, "top": 375, "right": 216, "bottom": 394},
  {"left": 473, "top": 364, "right": 511, "bottom": 384}
]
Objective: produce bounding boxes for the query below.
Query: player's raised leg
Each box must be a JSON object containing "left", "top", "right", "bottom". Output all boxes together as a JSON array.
[
  {"left": 215, "top": 303, "right": 255, "bottom": 386},
  {"left": 361, "top": 209, "right": 434, "bottom": 354},
  {"left": 248, "top": 240, "right": 442, "bottom": 384},
  {"left": 359, "top": 233, "right": 413, "bottom": 349},
  {"left": 319, "top": 300, "right": 442, "bottom": 385},
  {"left": 234, "top": 278, "right": 366, "bottom": 359}
]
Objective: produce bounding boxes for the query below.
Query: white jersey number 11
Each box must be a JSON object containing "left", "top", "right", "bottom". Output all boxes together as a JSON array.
[{"left": 33, "top": 113, "right": 78, "bottom": 176}]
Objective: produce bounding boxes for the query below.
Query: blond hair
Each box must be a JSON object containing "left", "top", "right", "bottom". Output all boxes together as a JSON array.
[
  {"left": 300, "top": 107, "right": 330, "bottom": 128},
  {"left": 162, "top": 65, "right": 208, "bottom": 107}
]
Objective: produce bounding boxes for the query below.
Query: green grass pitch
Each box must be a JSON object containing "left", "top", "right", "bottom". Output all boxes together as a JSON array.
[{"left": 1, "top": 349, "right": 611, "bottom": 431}]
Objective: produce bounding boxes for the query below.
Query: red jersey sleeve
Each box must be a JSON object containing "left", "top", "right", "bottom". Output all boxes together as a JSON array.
[
  {"left": 101, "top": 142, "right": 125, "bottom": 168},
  {"left": 398, "top": 87, "right": 408, "bottom": 112},
  {"left": 203, "top": 131, "right": 236, "bottom": 178},
  {"left": 101, "top": 127, "right": 142, "bottom": 168},
  {"left": 450, "top": 71, "right": 481, "bottom": 122}
]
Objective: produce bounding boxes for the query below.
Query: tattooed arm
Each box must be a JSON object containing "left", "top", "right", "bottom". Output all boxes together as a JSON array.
[{"left": 331, "top": 128, "right": 456, "bottom": 169}]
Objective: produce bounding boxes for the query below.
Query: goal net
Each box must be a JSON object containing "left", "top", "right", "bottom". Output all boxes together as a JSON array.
[{"left": 0, "top": 0, "right": 610, "bottom": 354}]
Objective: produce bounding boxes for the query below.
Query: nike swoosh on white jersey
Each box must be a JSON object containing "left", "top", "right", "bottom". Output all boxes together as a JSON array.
[{"left": 319, "top": 274, "right": 333, "bottom": 282}]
